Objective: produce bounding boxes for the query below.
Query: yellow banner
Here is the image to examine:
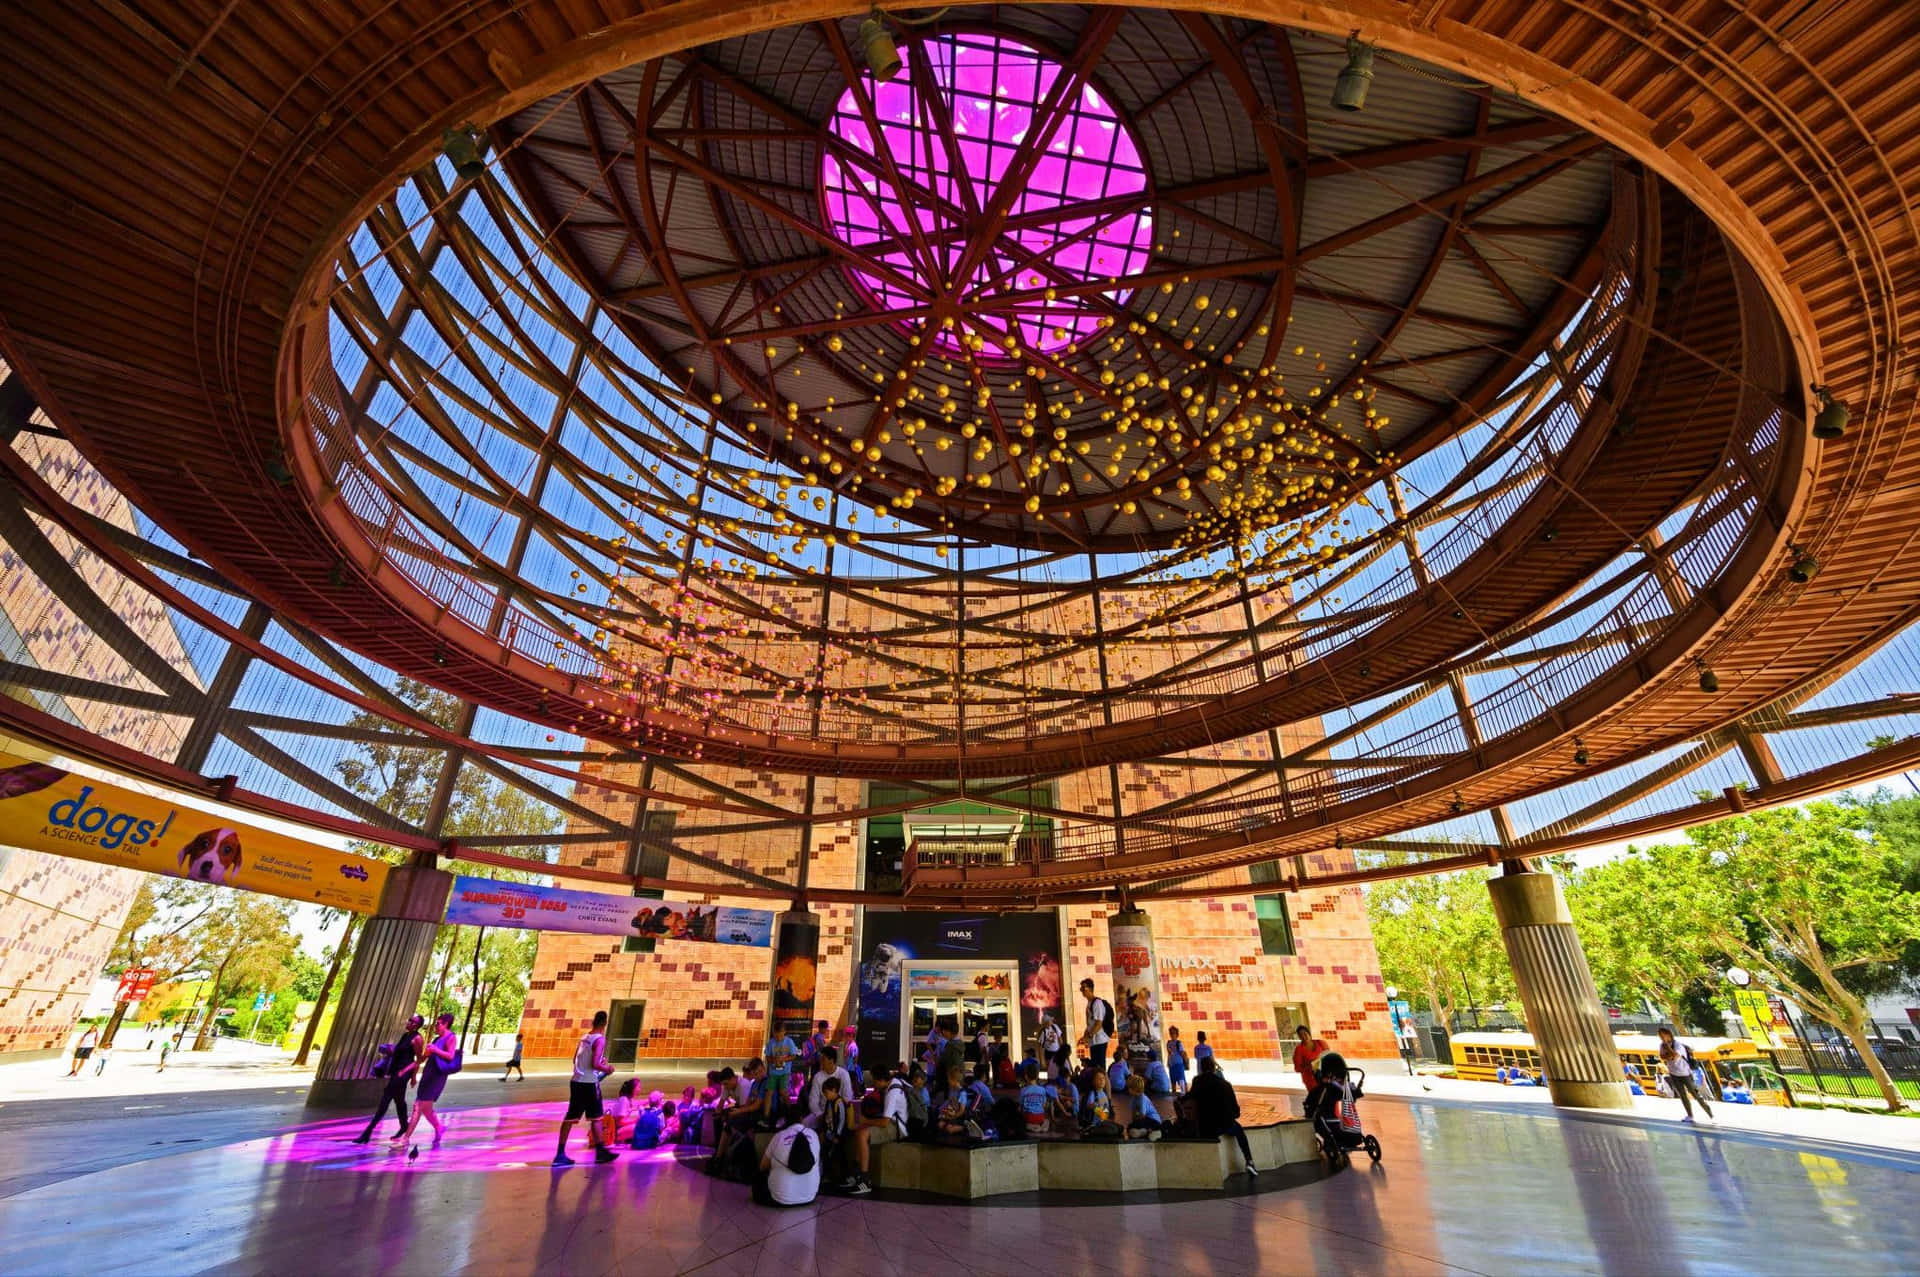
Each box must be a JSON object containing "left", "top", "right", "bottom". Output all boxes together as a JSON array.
[
  {"left": 1732, "top": 988, "right": 1779, "bottom": 1050},
  {"left": 0, "top": 749, "right": 389, "bottom": 913}
]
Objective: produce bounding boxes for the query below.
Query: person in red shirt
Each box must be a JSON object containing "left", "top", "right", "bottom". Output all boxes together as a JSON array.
[{"left": 1292, "top": 1024, "right": 1328, "bottom": 1093}]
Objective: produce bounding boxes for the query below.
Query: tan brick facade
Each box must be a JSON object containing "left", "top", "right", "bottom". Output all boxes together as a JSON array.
[
  {"left": 520, "top": 568, "right": 1395, "bottom": 1066},
  {"left": 0, "top": 431, "right": 203, "bottom": 1053}
]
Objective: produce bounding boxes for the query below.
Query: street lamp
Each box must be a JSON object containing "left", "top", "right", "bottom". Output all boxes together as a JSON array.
[{"left": 1725, "top": 966, "right": 1751, "bottom": 987}]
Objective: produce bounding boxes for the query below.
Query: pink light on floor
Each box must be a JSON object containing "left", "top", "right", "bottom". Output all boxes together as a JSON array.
[
  {"left": 257, "top": 1104, "right": 696, "bottom": 1175},
  {"left": 821, "top": 31, "right": 1153, "bottom": 356}
]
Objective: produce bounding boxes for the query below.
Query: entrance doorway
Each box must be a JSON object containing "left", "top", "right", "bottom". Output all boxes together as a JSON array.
[
  {"left": 1273, "top": 1002, "right": 1311, "bottom": 1041},
  {"left": 900, "top": 962, "right": 1019, "bottom": 1062},
  {"left": 608, "top": 999, "right": 646, "bottom": 1064}
]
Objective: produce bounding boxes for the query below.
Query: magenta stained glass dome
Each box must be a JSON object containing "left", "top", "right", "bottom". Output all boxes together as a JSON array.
[{"left": 820, "top": 31, "right": 1153, "bottom": 356}]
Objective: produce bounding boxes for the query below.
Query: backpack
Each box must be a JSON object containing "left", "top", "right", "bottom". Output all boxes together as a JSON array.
[
  {"left": 1092, "top": 998, "right": 1115, "bottom": 1036},
  {"left": 784, "top": 1129, "right": 815, "bottom": 1175},
  {"left": 371, "top": 1042, "right": 394, "bottom": 1078}
]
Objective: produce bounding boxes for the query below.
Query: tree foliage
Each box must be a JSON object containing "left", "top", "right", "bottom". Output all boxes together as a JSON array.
[
  {"left": 1563, "top": 845, "right": 1725, "bottom": 1028},
  {"left": 1366, "top": 864, "right": 1515, "bottom": 1028},
  {"left": 1629, "top": 803, "right": 1920, "bottom": 1110}
]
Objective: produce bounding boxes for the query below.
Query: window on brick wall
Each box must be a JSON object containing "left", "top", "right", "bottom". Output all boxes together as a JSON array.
[
  {"left": 1249, "top": 860, "right": 1295, "bottom": 956},
  {"left": 623, "top": 810, "right": 677, "bottom": 955}
]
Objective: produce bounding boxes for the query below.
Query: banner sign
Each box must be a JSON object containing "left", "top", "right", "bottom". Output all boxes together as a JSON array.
[
  {"left": 443, "top": 875, "right": 773, "bottom": 947},
  {"left": 1732, "top": 988, "right": 1781, "bottom": 1049},
  {"left": 115, "top": 967, "right": 158, "bottom": 1002},
  {"left": 0, "top": 751, "right": 388, "bottom": 912},
  {"left": 771, "top": 913, "right": 819, "bottom": 1038}
]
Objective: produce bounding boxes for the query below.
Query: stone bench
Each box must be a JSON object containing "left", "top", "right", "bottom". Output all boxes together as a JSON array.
[{"left": 870, "top": 1119, "right": 1318, "bottom": 1199}]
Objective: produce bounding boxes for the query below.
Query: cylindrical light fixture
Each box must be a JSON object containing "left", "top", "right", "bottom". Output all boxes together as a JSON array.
[
  {"left": 441, "top": 125, "right": 487, "bottom": 181},
  {"left": 1331, "top": 36, "right": 1375, "bottom": 111},
  {"left": 859, "top": 11, "right": 901, "bottom": 81},
  {"left": 1812, "top": 387, "right": 1850, "bottom": 440},
  {"left": 1788, "top": 550, "right": 1820, "bottom": 583},
  {"left": 1697, "top": 664, "right": 1719, "bottom": 693}
]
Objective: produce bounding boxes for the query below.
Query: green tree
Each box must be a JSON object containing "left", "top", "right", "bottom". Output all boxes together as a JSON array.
[
  {"left": 1669, "top": 803, "right": 1920, "bottom": 1111},
  {"left": 1367, "top": 864, "right": 1515, "bottom": 1030},
  {"left": 1565, "top": 845, "right": 1724, "bottom": 1028},
  {"left": 192, "top": 895, "right": 299, "bottom": 1051},
  {"left": 98, "top": 878, "right": 223, "bottom": 1046}
]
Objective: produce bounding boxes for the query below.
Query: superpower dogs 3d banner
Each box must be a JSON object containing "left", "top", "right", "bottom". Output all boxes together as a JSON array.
[
  {"left": 0, "top": 748, "right": 389, "bottom": 912},
  {"left": 443, "top": 875, "right": 774, "bottom": 947}
]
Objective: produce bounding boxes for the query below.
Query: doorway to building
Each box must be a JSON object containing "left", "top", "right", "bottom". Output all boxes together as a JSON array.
[
  {"left": 1273, "top": 1001, "right": 1311, "bottom": 1041},
  {"left": 900, "top": 962, "right": 1020, "bottom": 1062},
  {"left": 608, "top": 999, "right": 646, "bottom": 1064}
]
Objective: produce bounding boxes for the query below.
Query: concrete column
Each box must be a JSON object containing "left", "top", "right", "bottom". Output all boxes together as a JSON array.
[
  {"left": 1107, "top": 907, "right": 1162, "bottom": 1062},
  {"left": 770, "top": 910, "right": 820, "bottom": 1039},
  {"left": 306, "top": 865, "right": 452, "bottom": 1108},
  {"left": 1487, "top": 867, "right": 1632, "bottom": 1110}
]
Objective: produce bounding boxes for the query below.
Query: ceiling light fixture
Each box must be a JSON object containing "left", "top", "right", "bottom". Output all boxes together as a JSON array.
[
  {"left": 441, "top": 125, "right": 487, "bottom": 181},
  {"left": 1811, "top": 386, "right": 1850, "bottom": 440},
  {"left": 859, "top": 10, "right": 902, "bottom": 81},
  {"left": 1788, "top": 546, "right": 1820, "bottom": 583},
  {"left": 1332, "top": 35, "right": 1375, "bottom": 112},
  {"left": 1573, "top": 739, "right": 1589, "bottom": 766},
  {"left": 1697, "top": 663, "right": 1719, "bottom": 693}
]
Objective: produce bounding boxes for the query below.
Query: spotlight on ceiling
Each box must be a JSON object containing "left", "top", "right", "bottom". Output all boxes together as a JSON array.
[
  {"left": 1331, "top": 35, "right": 1375, "bottom": 112},
  {"left": 1697, "top": 664, "right": 1719, "bottom": 694},
  {"left": 1449, "top": 793, "right": 1465, "bottom": 816},
  {"left": 441, "top": 125, "right": 487, "bottom": 181},
  {"left": 1541, "top": 523, "right": 1559, "bottom": 543},
  {"left": 264, "top": 452, "right": 294, "bottom": 486},
  {"left": 1788, "top": 549, "right": 1821, "bottom": 583},
  {"left": 859, "top": 10, "right": 902, "bottom": 81},
  {"left": 1573, "top": 740, "right": 1590, "bottom": 766},
  {"left": 1811, "top": 386, "right": 1850, "bottom": 440}
]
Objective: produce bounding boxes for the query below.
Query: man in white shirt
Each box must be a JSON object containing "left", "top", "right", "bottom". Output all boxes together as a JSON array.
[
  {"left": 1039, "top": 1014, "right": 1065, "bottom": 1071},
  {"left": 756, "top": 1123, "right": 821, "bottom": 1206},
  {"left": 554, "top": 1010, "right": 618, "bottom": 1166},
  {"left": 1080, "top": 978, "right": 1113, "bottom": 1071},
  {"left": 805, "top": 1044, "right": 854, "bottom": 1120}
]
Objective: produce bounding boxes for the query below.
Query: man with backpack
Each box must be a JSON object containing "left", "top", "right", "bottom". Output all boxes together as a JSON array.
[
  {"left": 755, "top": 1122, "right": 822, "bottom": 1206},
  {"left": 1079, "top": 978, "right": 1115, "bottom": 1071},
  {"left": 352, "top": 1014, "right": 423, "bottom": 1144}
]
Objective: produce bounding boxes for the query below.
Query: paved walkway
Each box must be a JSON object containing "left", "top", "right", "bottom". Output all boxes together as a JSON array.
[
  {"left": 1225, "top": 1057, "right": 1920, "bottom": 1157},
  {"left": 0, "top": 1082, "right": 1911, "bottom": 1274}
]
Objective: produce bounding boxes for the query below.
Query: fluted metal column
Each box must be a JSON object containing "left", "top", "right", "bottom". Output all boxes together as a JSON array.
[
  {"left": 306, "top": 865, "right": 452, "bottom": 1108},
  {"left": 1487, "top": 867, "right": 1632, "bottom": 1109}
]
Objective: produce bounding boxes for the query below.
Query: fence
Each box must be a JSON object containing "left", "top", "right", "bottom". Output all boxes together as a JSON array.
[{"left": 1761, "top": 1011, "right": 1920, "bottom": 1106}]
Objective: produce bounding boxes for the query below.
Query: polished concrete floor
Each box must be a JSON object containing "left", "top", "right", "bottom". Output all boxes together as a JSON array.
[{"left": 0, "top": 1087, "right": 1913, "bottom": 1275}]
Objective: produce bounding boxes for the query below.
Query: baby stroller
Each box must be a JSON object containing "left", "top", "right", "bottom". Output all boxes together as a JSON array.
[{"left": 1305, "top": 1052, "right": 1381, "bottom": 1168}]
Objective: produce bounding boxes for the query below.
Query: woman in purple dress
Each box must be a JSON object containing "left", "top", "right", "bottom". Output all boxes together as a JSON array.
[{"left": 396, "top": 1013, "right": 458, "bottom": 1146}]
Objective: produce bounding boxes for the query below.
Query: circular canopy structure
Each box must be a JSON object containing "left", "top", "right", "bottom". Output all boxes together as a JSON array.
[{"left": 3, "top": 0, "right": 1917, "bottom": 905}]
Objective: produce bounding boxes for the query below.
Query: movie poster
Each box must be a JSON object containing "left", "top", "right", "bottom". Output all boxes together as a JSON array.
[
  {"left": 443, "top": 875, "right": 772, "bottom": 947},
  {"left": 771, "top": 915, "right": 819, "bottom": 1039},
  {"left": 1108, "top": 912, "right": 1162, "bottom": 1066}
]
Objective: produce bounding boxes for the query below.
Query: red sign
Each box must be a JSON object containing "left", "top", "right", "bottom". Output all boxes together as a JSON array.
[{"left": 115, "top": 967, "right": 158, "bottom": 1002}]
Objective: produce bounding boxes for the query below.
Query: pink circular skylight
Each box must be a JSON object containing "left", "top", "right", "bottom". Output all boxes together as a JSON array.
[{"left": 821, "top": 31, "right": 1153, "bottom": 356}]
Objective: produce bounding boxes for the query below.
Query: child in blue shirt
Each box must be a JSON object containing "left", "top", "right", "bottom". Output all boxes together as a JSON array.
[
  {"left": 1166, "top": 1028, "right": 1189, "bottom": 1095},
  {"left": 1080, "top": 1069, "right": 1120, "bottom": 1138},
  {"left": 1144, "top": 1055, "right": 1173, "bottom": 1098},
  {"left": 1018, "top": 1062, "right": 1053, "bottom": 1133},
  {"left": 1192, "top": 1031, "right": 1214, "bottom": 1065},
  {"left": 1124, "top": 1075, "right": 1164, "bottom": 1140},
  {"left": 1108, "top": 1054, "right": 1131, "bottom": 1094}
]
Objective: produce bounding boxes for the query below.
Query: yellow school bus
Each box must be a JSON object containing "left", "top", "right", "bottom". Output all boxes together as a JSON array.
[{"left": 1450, "top": 1030, "right": 1765, "bottom": 1095}]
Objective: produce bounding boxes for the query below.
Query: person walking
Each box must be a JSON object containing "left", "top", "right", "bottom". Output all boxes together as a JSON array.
[
  {"left": 68, "top": 1026, "right": 97, "bottom": 1077},
  {"left": 1039, "top": 1013, "right": 1066, "bottom": 1073},
  {"left": 554, "top": 1010, "right": 619, "bottom": 1166},
  {"left": 1190, "top": 1056, "right": 1258, "bottom": 1175},
  {"left": 1166, "top": 1027, "right": 1190, "bottom": 1096},
  {"left": 502, "top": 1032, "right": 525, "bottom": 1080},
  {"left": 1079, "top": 979, "right": 1114, "bottom": 1072},
  {"left": 353, "top": 1014, "right": 423, "bottom": 1144},
  {"left": 1657, "top": 1027, "right": 1713, "bottom": 1123},
  {"left": 396, "top": 1013, "right": 458, "bottom": 1147}
]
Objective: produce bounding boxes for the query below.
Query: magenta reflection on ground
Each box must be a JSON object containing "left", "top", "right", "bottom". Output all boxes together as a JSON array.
[
  {"left": 821, "top": 31, "right": 1153, "bottom": 355},
  {"left": 257, "top": 1104, "right": 694, "bottom": 1174}
]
